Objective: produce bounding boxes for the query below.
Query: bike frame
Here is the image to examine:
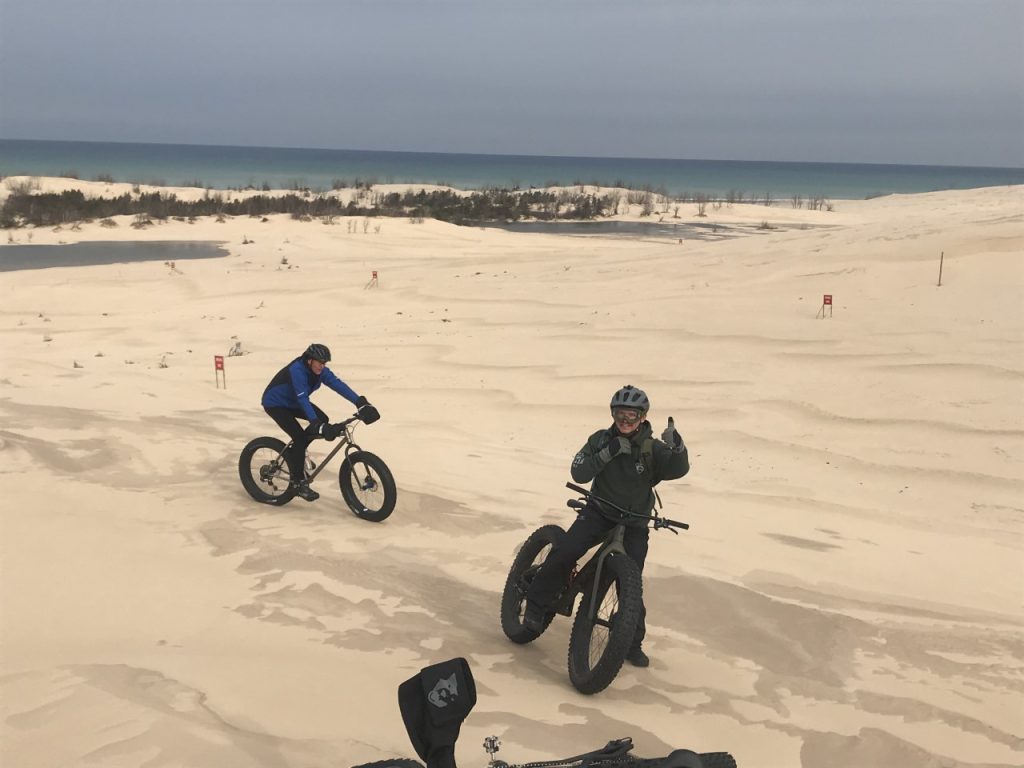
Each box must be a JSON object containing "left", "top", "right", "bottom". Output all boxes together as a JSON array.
[
  {"left": 278, "top": 416, "right": 363, "bottom": 484},
  {"left": 555, "top": 482, "right": 687, "bottom": 623},
  {"left": 553, "top": 522, "right": 627, "bottom": 623}
]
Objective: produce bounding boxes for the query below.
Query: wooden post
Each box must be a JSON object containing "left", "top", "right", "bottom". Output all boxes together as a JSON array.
[{"left": 937, "top": 251, "right": 944, "bottom": 287}]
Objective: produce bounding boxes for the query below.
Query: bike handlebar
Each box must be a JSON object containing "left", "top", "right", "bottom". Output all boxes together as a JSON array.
[{"left": 565, "top": 481, "right": 689, "bottom": 531}]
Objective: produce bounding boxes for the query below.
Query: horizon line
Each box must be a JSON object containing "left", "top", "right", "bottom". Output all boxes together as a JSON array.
[{"left": 2, "top": 136, "right": 1021, "bottom": 173}]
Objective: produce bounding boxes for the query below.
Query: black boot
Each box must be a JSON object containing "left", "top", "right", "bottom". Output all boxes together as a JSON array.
[
  {"left": 523, "top": 603, "right": 546, "bottom": 633},
  {"left": 292, "top": 480, "right": 319, "bottom": 502},
  {"left": 626, "top": 647, "right": 650, "bottom": 667}
]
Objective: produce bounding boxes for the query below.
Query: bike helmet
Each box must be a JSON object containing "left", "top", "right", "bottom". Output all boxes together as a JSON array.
[
  {"left": 303, "top": 343, "right": 331, "bottom": 363},
  {"left": 610, "top": 384, "right": 649, "bottom": 414}
]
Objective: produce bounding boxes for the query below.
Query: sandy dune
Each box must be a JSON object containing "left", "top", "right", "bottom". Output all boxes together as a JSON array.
[{"left": 1, "top": 182, "right": 1022, "bottom": 767}]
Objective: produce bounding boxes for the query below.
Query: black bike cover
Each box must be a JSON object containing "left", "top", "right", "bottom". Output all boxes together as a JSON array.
[{"left": 398, "top": 657, "right": 477, "bottom": 768}]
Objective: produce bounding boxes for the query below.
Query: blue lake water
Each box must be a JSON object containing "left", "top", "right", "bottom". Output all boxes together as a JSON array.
[
  {"left": 0, "top": 240, "right": 228, "bottom": 272},
  {"left": 2, "top": 139, "right": 1022, "bottom": 200}
]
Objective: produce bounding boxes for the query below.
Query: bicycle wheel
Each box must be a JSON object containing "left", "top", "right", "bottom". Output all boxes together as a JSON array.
[
  {"left": 238, "top": 436, "right": 297, "bottom": 505},
  {"left": 339, "top": 450, "right": 397, "bottom": 522},
  {"left": 567, "top": 552, "right": 642, "bottom": 694},
  {"left": 695, "top": 753, "right": 737, "bottom": 768},
  {"left": 349, "top": 761, "right": 424, "bottom": 768},
  {"left": 500, "top": 524, "right": 565, "bottom": 644}
]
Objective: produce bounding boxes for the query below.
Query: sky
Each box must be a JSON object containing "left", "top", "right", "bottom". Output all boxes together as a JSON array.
[{"left": 1, "top": 0, "right": 1022, "bottom": 167}]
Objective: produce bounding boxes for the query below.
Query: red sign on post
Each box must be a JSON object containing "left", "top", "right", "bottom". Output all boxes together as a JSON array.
[
  {"left": 214, "top": 355, "right": 226, "bottom": 388},
  {"left": 214, "top": 355, "right": 224, "bottom": 370},
  {"left": 817, "top": 294, "right": 833, "bottom": 319}
]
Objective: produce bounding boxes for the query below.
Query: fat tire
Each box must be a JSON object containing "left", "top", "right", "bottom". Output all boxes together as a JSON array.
[
  {"left": 339, "top": 450, "right": 397, "bottom": 522},
  {"left": 349, "top": 761, "right": 424, "bottom": 768},
  {"left": 500, "top": 524, "right": 566, "bottom": 644},
  {"left": 238, "top": 436, "right": 296, "bottom": 505},
  {"left": 567, "top": 552, "right": 642, "bottom": 694},
  {"left": 696, "top": 753, "right": 737, "bottom": 768},
  {"left": 659, "top": 750, "right": 704, "bottom": 768}
]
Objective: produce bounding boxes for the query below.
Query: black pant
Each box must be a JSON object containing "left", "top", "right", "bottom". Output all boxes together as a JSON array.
[
  {"left": 264, "top": 404, "right": 328, "bottom": 482},
  {"left": 526, "top": 508, "right": 650, "bottom": 650}
]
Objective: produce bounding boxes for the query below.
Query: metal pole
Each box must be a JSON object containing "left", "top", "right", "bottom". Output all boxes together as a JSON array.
[{"left": 938, "top": 251, "right": 944, "bottom": 287}]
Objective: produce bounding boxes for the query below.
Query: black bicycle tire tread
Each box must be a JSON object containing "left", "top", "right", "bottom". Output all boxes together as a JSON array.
[
  {"left": 567, "top": 552, "right": 643, "bottom": 694},
  {"left": 338, "top": 450, "right": 397, "bottom": 522},
  {"left": 346, "top": 747, "right": 732, "bottom": 768},
  {"left": 510, "top": 753, "right": 733, "bottom": 768},
  {"left": 500, "top": 524, "right": 565, "bottom": 644},
  {"left": 239, "top": 436, "right": 296, "bottom": 505},
  {"left": 695, "top": 753, "right": 737, "bottom": 768}
]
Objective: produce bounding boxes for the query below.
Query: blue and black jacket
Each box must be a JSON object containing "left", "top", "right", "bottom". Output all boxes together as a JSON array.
[{"left": 261, "top": 357, "right": 360, "bottom": 421}]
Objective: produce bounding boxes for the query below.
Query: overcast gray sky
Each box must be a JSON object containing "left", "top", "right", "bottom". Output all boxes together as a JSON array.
[{"left": 1, "top": 0, "right": 1021, "bottom": 166}]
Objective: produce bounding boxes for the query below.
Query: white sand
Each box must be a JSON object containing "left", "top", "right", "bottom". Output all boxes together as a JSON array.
[{"left": 1, "top": 179, "right": 1022, "bottom": 767}]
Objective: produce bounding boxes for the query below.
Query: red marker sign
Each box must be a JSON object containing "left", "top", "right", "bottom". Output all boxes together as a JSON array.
[
  {"left": 823, "top": 294, "right": 832, "bottom": 305},
  {"left": 214, "top": 355, "right": 227, "bottom": 388}
]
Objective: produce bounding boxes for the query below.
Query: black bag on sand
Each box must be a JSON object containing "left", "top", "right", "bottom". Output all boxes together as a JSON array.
[{"left": 398, "top": 657, "right": 477, "bottom": 768}]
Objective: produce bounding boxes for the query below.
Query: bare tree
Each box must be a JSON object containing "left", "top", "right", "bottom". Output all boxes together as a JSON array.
[{"left": 695, "top": 193, "right": 709, "bottom": 217}]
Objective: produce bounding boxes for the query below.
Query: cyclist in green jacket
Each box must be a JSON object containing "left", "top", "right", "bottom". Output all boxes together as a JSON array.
[{"left": 524, "top": 385, "right": 689, "bottom": 667}]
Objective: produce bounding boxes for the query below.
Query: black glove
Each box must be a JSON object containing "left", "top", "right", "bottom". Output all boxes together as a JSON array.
[
  {"left": 355, "top": 396, "right": 380, "bottom": 424},
  {"left": 661, "top": 417, "right": 685, "bottom": 453},
  {"left": 321, "top": 423, "right": 340, "bottom": 442},
  {"left": 597, "top": 436, "right": 631, "bottom": 464}
]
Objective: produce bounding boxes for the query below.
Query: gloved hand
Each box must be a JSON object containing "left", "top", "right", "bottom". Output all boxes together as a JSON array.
[
  {"left": 597, "top": 436, "right": 632, "bottom": 464},
  {"left": 661, "top": 417, "right": 685, "bottom": 453},
  {"left": 305, "top": 420, "right": 327, "bottom": 439},
  {"left": 355, "top": 396, "right": 380, "bottom": 424},
  {"left": 321, "top": 423, "right": 340, "bottom": 442}
]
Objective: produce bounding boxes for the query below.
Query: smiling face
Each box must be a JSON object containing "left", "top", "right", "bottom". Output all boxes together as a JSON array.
[{"left": 613, "top": 407, "right": 644, "bottom": 435}]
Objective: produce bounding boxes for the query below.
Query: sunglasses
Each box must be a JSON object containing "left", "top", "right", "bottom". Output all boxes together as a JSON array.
[{"left": 613, "top": 408, "right": 643, "bottom": 425}]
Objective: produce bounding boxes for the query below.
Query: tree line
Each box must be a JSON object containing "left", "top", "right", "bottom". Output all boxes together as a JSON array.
[{"left": 0, "top": 187, "right": 618, "bottom": 228}]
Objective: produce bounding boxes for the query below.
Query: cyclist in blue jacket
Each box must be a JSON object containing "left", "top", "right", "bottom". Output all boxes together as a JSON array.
[{"left": 261, "top": 343, "right": 379, "bottom": 501}]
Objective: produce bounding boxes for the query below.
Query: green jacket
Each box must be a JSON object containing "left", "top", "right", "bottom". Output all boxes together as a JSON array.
[{"left": 570, "top": 421, "right": 690, "bottom": 523}]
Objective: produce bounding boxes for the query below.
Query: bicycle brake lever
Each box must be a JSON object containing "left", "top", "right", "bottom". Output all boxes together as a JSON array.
[{"left": 654, "top": 518, "right": 680, "bottom": 535}]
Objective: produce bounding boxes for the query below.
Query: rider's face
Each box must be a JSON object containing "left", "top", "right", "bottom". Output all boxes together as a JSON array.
[
  {"left": 613, "top": 408, "right": 644, "bottom": 435},
  {"left": 309, "top": 359, "right": 325, "bottom": 374}
]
